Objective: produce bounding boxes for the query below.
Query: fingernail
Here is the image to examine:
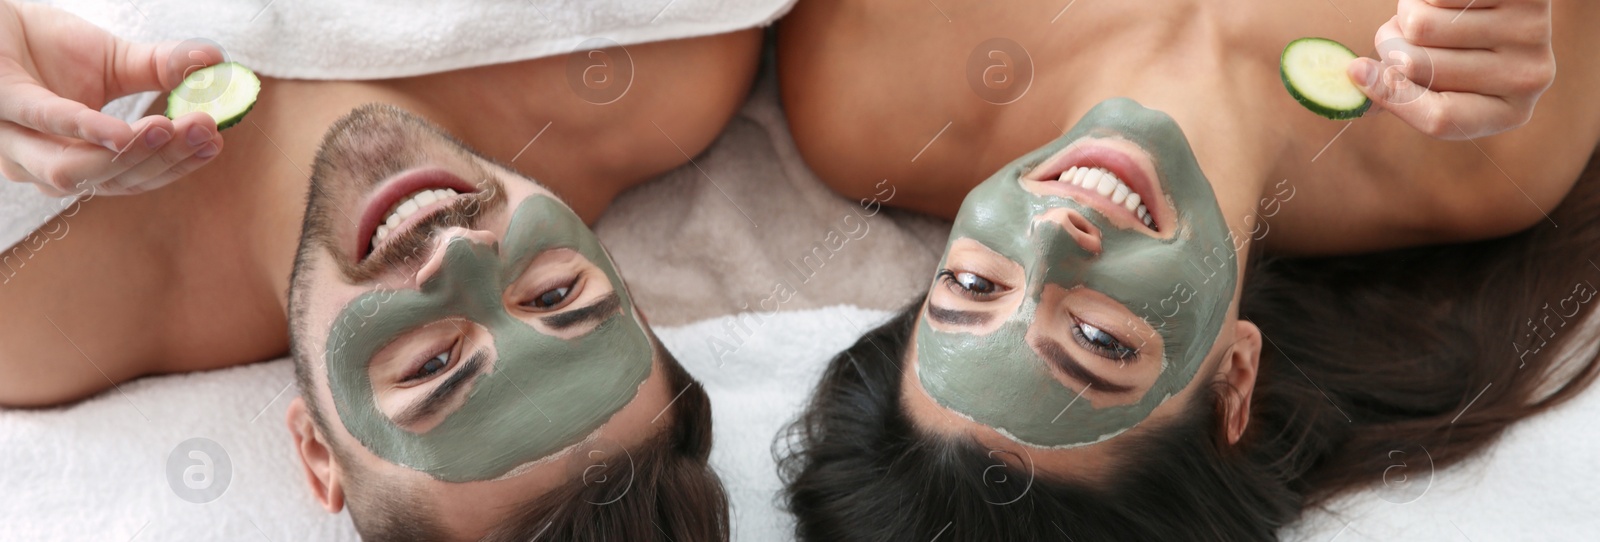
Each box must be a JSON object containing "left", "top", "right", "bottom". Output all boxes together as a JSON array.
[
  {"left": 187, "top": 125, "right": 211, "bottom": 146},
  {"left": 145, "top": 127, "right": 173, "bottom": 149},
  {"left": 98, "top": 137, "right": 120, "bottom": 152},
  {"left": 196, "top": 142, "right": 220, "bottom": 159}
]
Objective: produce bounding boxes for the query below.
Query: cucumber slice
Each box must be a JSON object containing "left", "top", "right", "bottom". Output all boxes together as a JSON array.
[
  {"left": 165, "top": 62, "right": 260, "bottom": 130},
  {"left": 1281, "top": 37, "right": 1371, "bottom": 120}
]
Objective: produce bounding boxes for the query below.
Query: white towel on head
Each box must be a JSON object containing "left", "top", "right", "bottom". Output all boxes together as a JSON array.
[{"left": 36, "top": 0, "right": 795, "bottom": 80}]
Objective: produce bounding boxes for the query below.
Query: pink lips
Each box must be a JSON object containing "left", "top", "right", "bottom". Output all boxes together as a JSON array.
[
  {"left": 1024, "top": 141, "right": 1165, "bottom": 234},
  {"left": 355, "top": 168, "right": 480, "bottom": 261}
]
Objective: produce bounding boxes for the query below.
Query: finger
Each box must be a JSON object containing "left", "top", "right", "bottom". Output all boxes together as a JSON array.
[
  {"left": 99, "top": 115, "right": 218, "bottom": 191},
  {"left": 0, "top": 120, "right": 117, "bottom": 193},
  {"left": 1366, "top": 17, "right": 1439, "bottom": 93},
  {"left": 172, "top": 111, "right": 221, "bottom": 150},
  {"left": 1, "top": 155, "right": 46, "bottom": 188},
  {"left": 1419, "top": 0, "right": 1503, "bottom": 9},
  {"left": 110, "top": 39, "right": 226, "bottom": 96},
  {"left": 1410, "top": 47, "right": 1551, "bottom": 97},
  {"left": 1397, "top": 0, "right": 1508, "bottom": 49},
  {"left": 110, "top": 146, "right": 216, "bottom": 195},
  {"left": 1359, "top": 68, "right": 1528, "bottom": 139},
  {"left": 99, "top": 115, "right": 178, "bottom": 176},
  {"left": 0, "top": 115, "right": 179, "bottom": 189},
  {"left": 0, "top": 81, "right": 132, "bottom": 151}
]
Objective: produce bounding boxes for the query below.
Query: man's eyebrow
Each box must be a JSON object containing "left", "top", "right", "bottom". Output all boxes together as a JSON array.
[
  {"left": 541, "top": 292, "right": 621, "bottom": 330},
  {"left": 394, "top": 350, "right": 487, "bottom": 428},
  {"left": 927, "top": 303, "right": 992, "bottom": 327},
  {"left": 1033, "top": 338, "right": 1135, "bottom": 394}
]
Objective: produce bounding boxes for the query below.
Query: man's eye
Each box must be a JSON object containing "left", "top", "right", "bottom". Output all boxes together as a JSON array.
[
  {"left": 938, "top": 269, "right": 1002, "bottom": 298},
  {"left": 527, "top": 278, "right": 578, "bottom": 309},
  {"left": 406, "top": 351, "right": 451, "bottom": 382},
  {"left": 1073, "top": 320, "right": 1137, "bottom": 361}
]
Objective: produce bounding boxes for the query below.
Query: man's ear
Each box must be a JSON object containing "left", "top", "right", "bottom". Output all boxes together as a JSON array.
[
  {"left": 287, "top": 396, "right": 345, "bottom": 513},
  {"left": 1215, "top": 320, "right": 1262, "bottom": 445}
]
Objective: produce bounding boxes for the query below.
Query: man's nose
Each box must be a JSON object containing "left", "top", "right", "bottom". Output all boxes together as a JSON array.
[
  {"left": 413, "top": 227, "right": 497, "bottom": 284},
  {"left": 1038, "top": 208, "right": 1102, "bottom": 254}
]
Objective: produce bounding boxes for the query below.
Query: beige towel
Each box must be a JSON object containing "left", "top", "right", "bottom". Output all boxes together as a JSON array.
[{"left": 596, "top": 62, "right": 950, "bottom": 326}]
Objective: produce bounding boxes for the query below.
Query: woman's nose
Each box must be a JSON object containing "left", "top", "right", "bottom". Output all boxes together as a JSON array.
[
  {"left": 413, "top": 226, "right": 497, "bottom": 284},
  {"left": 1039, "top": 208, "right": 1102, "bottom": 254}
]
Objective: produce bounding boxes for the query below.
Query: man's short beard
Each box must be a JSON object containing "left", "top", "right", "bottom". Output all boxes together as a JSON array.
[{"left": 294, "top": 104, "right": 507, "bottom": 284}]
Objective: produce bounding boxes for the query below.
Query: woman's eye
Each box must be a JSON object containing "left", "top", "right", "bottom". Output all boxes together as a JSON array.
[
  {"left": 1073, "top": 320, "right": 1137, "bottom": 361},
  {"left": 938, "top": 270, "right": 1002, "bottom": 298},
  {"left": 406, "top": 351, "right": 451, "bottom": 382},
  {"left": 527, "top": 278, "right": 578, "bottom": 309}
]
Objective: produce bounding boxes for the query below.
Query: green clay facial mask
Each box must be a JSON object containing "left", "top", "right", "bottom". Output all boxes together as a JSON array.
[
  {"left": 324, "top": 195, "right": 653, "bottom": 482},
  {"left": 916, "top": 97, "right": 1237, "bottom": 447}
]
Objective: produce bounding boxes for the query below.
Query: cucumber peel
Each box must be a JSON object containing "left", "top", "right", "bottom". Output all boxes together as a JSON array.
[
  {"left": 165, "top": 62, "right": 260, "bottom": 130},
  {"left": 1281, "top": 37, "right": 1371, "bottom": 120}
]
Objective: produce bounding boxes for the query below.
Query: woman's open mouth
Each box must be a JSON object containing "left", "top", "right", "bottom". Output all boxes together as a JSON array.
[
  {"left": 1023, "top": 139, "right": 1167, "bottom": 234},
  {"left": 356, "top": 168, "right": 480, "bottom": 261}
]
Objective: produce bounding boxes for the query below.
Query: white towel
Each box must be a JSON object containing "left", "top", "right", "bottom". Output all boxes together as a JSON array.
[
  {"left": 37, "top": 0, "right": 795, "bottom": 80},
  {"left": 0, "top": 307, "right": 885, "bottom": 542}
]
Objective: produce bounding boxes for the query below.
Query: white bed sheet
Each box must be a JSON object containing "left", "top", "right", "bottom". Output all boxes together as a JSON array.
[{"left": 4, "top": 306, "right": 1597, "bottom": 541}]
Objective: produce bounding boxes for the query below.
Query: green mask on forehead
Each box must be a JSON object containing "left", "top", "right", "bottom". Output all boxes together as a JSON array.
[
  {"left": 916, "top": 98, "right": 1237, "bottom": 447},
  {"left": 324, "top": 195, "right": 652, "bottom": 482}
]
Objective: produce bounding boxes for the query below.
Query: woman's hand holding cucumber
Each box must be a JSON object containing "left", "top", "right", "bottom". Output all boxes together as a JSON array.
[
  {"left": 0, "top": 0, "right": 225, "bottom": 197},
  {"left": 1348, "top": 0, "right": 1555, "bottom": 140}
]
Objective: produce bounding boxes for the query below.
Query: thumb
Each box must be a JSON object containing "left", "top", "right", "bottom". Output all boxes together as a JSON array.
[
  {"left": 109, "top": 39, "right": 225, "bottom": 96},
  {"left": 1346, "top": 57, "right": 1390, "bottom": 117}
]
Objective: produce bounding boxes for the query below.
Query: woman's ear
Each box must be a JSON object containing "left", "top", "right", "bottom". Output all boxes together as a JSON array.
[
  {"left": 287, "top": 397, "right": 345, "bottom": 513},
  {"left": 1216, "top": 320, "right": 1263, "bottom": 444}
]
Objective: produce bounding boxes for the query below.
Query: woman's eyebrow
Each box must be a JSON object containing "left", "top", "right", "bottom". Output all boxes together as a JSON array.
[
  {"left": 1033, "top": 338, "right": 1135, "bottom": 394},
  {"left": 927, "top": 303, "right": 992, "bottom": 327},
  {"left": 541, "top": 292, "right": 621, "bottom": 330},
  {"left": 394, "top": 350, "right": 487, "bottom": 428}
]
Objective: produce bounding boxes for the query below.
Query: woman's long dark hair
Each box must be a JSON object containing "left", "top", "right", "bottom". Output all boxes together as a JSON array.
[{"left": 779, "top": 155, "right": 1600, "bottom": 541}]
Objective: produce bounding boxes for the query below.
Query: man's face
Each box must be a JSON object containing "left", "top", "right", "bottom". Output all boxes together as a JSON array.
[{"left": 289, "top": 105, "right": 676, "bottom": 538}]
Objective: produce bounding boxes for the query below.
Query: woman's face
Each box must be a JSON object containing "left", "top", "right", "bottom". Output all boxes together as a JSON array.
[{"left": 907, "top": 98, "right": 1243, "bottom": 454}]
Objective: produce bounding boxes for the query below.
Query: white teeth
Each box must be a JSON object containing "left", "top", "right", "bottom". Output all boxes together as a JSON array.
[
  {"left": 1061, "top": 167, "right": 1082, "bottom": 186},
  {"left": 369, "top": 187, "right": 464, "bottom": 251},
  {"left": 1080, "top": 168, "right": 1102, "bottom": 190},
  {"left": 1049, "top": 166, "right": 1157, "bottom": 231},
  {"left": 1094, "top": 174, "right": 1117, "bottom": 196}
]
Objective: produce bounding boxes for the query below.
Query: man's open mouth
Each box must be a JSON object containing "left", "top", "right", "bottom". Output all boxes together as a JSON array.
[
  {"left": 356, "top": 168, "right": 480, "bottom": 261},
  {"left": 1023, "top": 140, "right": 1166, "bottom": 234}
]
